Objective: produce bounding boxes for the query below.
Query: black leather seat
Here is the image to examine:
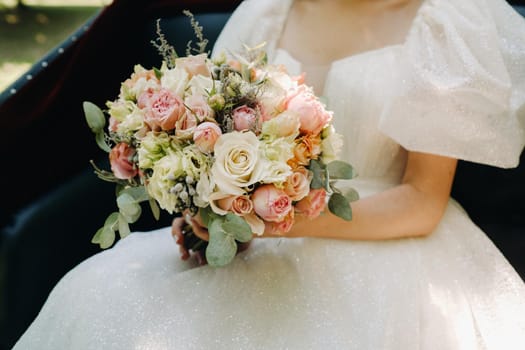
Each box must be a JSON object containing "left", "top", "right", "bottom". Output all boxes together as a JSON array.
[{"left": 0, "top": 1, "right": 523, "bottom": 349}]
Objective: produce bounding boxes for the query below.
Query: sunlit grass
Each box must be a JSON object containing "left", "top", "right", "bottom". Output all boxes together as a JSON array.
[
  {"left": 0, "top": 1, "right": 107, "bottom": 92},
  {"left": 0, "top": 62, "right": 31, "bottom": 89}
]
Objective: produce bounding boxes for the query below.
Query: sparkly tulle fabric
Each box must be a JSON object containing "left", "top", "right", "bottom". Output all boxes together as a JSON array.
[{"left": 13, "top": 0, "right": 525, "bottom": 349}]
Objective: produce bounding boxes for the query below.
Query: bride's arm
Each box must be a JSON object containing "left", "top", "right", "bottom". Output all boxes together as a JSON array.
[{"left": 277, "top": 151, "right": 458, "bottom": 240}]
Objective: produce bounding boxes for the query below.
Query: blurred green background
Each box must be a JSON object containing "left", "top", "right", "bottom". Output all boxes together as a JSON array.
[{"left": 0, "top": 0, "right": 111, "bottom": 92}]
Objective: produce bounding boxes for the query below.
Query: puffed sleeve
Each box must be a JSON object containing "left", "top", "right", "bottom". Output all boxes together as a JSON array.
[{"left": 378, "top": 0, "right": 525, "bottom": 168}]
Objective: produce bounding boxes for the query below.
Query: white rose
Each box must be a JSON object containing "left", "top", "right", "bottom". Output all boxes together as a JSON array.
[
  {"left": 193, "top": 172, "right": 215, "bottom": 208},
  {"left": 261, "top": 111, "right": 300, "bottom": 138},
  {"left": 188, "top": 75, "right": 214, "bottom": 97},
  {"left": 211, "top": 131, "right": 263, "bottom": 195},
  {"left": 129, "top": 77, "right": 160, "bottom": 100},
  {"left": 321, "top": 125, "right": 344, "bottom": 163},
  {"left": 259, "top": 159, "right": 292, "bottom": 186},
  {"left": 146, "top": 153, "right": 185, "bottom": 213},
  {"left": 161, "top": 67, "right": 189, "bottom": 97},
  {"left": 117, "top": 106, "right": 146, "bottom": 134},
  {"left": 137, "top": 131, "right": 172, "bottom": 169}
]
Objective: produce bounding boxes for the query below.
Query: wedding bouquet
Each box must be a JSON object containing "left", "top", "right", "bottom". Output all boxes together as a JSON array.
[{"left": 84, "top": 13, "right": 358, "bottom": 267}]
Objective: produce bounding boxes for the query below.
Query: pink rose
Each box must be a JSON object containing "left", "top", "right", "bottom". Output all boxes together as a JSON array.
[
  {"left": 286, "top": 86, "right": 332, "bottom": 135},
  {"left": 175, "top": 53, "right": 211, "bottom": 78},
  {"left": 193, "top": 122, "right": 222, "bottom": 153},
  {"left": 217, "top": 195, "right": 254, "bottom": 216},
  {"left": 295, "top": 188, "right": 327, "bottom": 219},
  {"left": 265, "top": 209, "right": 295, "bottom": 235},
  {"left": 137, "top": 88, "right": 154, "bottom": 109},
  {"left": 252, "top": 184, "right": 292, "bottom": 222},
  {"left": 140, "top": 88, "right": 186, "bottom": 131},
  {"left": 109, "top": 142, "right": 138, "bottom": 180},
  {"left": 283, "top": 167, "right": 311, "bottom": 201},
  {"left": 232, "top": 105, "right": 260, "bottom": 132},
  {"left": 185, "top": 94, "right": 214, "bottom": 121}
]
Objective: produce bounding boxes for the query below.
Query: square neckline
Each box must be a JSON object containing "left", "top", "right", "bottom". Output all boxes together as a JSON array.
[{"left": 272, "top": 0, "right": 428, "bottom": 69}]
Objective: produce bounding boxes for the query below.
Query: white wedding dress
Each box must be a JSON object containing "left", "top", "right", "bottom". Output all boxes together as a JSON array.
[{"left": 13, "top": 0, "right": 525, "bottom": 349}]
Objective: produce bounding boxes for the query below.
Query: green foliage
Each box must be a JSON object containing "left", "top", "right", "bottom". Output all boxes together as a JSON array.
[
  {"left": 151, "top": 18, "right": 178, "bottom": 68},
  {"left": 309, "top": 158, "right": 359, "bottom": 222},
  {"left": 204, "top": 213, "right": 253, "bottom": 267},
  {"left": 83, "top": 101, "right": 111, "bottom": 152},
  {"left": 91, "top": 212, "right": 119, "bottom": 249},
  {"left": 309, "top": 159, "right": 328, "bottom": 189},
  {"left": 92, "top": 186, "right": 152, "bottom": 249},
  {"left": 183, "top": 10, "right": 209, "bottom": 56},
  {"left": 327, "top": 160, "right": 356, "bottom": 180},
  {"left": 328, "top": 193, "right": 353, "bottom": 221}
]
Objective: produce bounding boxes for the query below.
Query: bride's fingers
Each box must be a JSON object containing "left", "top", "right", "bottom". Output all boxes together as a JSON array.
[
  {"left": 186, "top": 214, "right": 210, "bottom": 241},
  {"left": 171, "top": 217, "right": 190, "bottom": 260}
]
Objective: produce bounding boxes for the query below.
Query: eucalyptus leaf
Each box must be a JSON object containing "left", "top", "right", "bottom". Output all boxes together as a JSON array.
[
  {"left": 118, "top": 214, "right": 131, "bottom": 238},
  {"left": 200, "top": 205, "right": 218, "bottom": 227},
  {"left": 206, "top": 218, "right": 237, "bottom": 267},
  {"left": 309, "top": 159, "right": 327, "bottom": 189},
  {"left": 223, "top": 213, "right": 252, "bottom": 242},
  {"left": 104, "top": 212, "right": 120, "bottom": 228},
  {"left": 117, "top": 193, "right": 142, "bottom": 223},
  {"left": 83, "top": 101, "right": 106, "bottom": 133},
  {"left": 149, "top": 198, "right": 161, "bottom": 221},
  {"left": 121, "top": 186, "right": 150, "bottom": 202},
  {"left": 91, "top": 225, "right": 116, "bottom": 249},
  {"left": 328, "top": 192, "right": 353, "bottom": 221},
  {"left": 327, "top": 160, "right": 356, "bottom": 180},
  {"left": 342, "top": 187, "right": 360, "bottom": 203},
  {"left": 95, "top": 131, "right": 112, "bottom": 152}
]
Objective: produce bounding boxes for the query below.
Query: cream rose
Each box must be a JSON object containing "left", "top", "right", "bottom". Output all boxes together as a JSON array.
[{"left": 211, "top": 131, "right": 263, "bottom": 195}]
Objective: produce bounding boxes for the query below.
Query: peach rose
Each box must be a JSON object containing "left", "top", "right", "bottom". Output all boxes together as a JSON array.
[
  {"left": 175, "top": 53, "right": 211, "bottom": 78},
  {"left": 265, "top": 209, "right": 295, "bottom": 235},
  {"left": 252, "top": 184, "right": 292, "bottom": 222},
  {"left": 109, "top": 142, "right": 138, "bottom": 180},
  {"left": 283, "top": 167, "right": 312, "bottom": 201},
  {"left": 288, "top": 134, "right": 322, "bottom": 168},
  {"left": 295, "top": 188, "right": 327, "bottom": 219},
  {"left": 286, "top": 86, "right": 332, "bottom": 135},
  {"left": 217, "top": 195, "right": 254, "bottom": 216},
  {"left": 193, "top": 122, "right": 222, "bottom": 153},
  {"left": 232, "top": 105, "right": 260, "bottom": 132},
  {"left": 123, "top": 67, "right": 158, "bottom": 91},
  {"left": 140, "top": 88, "right": 186, "bottom": 131}
]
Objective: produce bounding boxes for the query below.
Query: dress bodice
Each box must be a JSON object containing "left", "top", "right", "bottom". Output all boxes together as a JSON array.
[{"left": 273, "top": 47, "right": 408, "bottom": 183}]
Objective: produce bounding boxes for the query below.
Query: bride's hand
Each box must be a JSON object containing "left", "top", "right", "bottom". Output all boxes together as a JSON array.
[{"left": 171, "top": 210, "right": 209, "bottom": 262}]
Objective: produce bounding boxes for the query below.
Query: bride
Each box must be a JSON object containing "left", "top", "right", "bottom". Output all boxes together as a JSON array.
[{"left": 13, "top": 0, "right": 525, "bottom": 349}]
